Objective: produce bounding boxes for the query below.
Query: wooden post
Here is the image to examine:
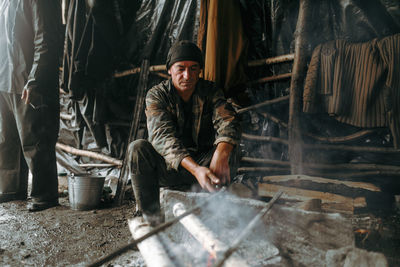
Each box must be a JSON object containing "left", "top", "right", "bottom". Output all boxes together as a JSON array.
[
  {"left": 288, "top": 0, "right": 314, "bottom": 174},
  {"left": 114, "top": 59, "right": 150, "bottom": 206}
]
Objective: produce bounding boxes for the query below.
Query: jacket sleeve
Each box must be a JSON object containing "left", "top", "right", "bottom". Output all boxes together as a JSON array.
[
  {"left": 145, "top": 89, "right": 190, "bottom": 171},
  {"left": 212, "top": 87, "right": 242, "bottom": 146},
  {"left": 24, "top": 0, "right": 61, "bottom": 94}
]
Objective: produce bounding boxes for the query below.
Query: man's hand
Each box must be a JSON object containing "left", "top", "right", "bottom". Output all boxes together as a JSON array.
[
  {"left": 209, "top": 142, "right": 234, "bottom": 185},
  {"left": 21, "top": 89, "right": 31, "bottom": 105},
  {"left": 181, "top": 156, "right": 220, "bottom": 192}
]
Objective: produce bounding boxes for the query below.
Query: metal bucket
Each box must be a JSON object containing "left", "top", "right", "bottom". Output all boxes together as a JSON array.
[{"left": 68, "top": 174, "right": 105, "bottom": 210}]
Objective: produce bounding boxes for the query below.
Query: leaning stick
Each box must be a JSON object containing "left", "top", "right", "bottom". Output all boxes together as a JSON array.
[
  {"left": 56, "top": 142, "right": 123, "bottom": 166},
  {"left": 212, "top": 191, "right": 283, "bottom": 267},
  {"left": 87, "top": 187, "right": 227, "bottom": 267},
  {"left": 237, "top": 95, "right": 289, "bottom": 114}
]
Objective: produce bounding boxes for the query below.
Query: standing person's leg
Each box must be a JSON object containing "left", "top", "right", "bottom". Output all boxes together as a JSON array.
[
  {"left": 14, "top": 92, "right": 60, "bottom": 211},
  {"left": 0, "top": 92, "right": 28, "bottom": 202}
]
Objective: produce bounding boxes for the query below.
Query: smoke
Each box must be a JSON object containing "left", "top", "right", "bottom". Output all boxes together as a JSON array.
[{"left": 160, "top": 190, "right": 279, "bottom": 266}]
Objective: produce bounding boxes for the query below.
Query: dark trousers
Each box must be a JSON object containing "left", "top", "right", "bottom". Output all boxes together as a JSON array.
[
  {"left": 128, "top": 139, "right": 239, "bottom": 214},
  {"left": 0, "top": 92, "right": 59, "bottom": 202}
]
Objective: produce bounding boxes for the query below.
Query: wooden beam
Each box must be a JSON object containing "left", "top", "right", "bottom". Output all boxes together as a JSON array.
[
  {"left": 246, "top": 72, "right": 291, "bottom": 86},
  {"left": 247, "top": 54, "right": 294, "bottom": 67},
  {"left": 258, "top": 183, "right": 367, "bottom": 213},
  {"left": 55, "top": 142, "right": 122, "bottom": 166},
  {"left": 114, "top": 54, "right": 295, "bottom": 79},
  {"left": 261, "top": 175, "right": 381, "bottom": 192},
  {"left": 236, "top": 95, "right": 289, "bottom": 114},
  {"left": 241, "top": 133, "right": 288, "bottom": 145}
]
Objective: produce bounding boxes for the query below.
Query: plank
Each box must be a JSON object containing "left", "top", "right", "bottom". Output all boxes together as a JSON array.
[{"left": 261, "top": 174, "right": 381, "bottom": 192}]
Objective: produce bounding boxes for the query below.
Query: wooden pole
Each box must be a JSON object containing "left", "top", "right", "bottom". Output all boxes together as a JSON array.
[
  {"left": 246, "top": 72, "right": 291, "bottom": 86},
  {"left": 55, "top": 142, "right": 122, "bottom": 166},
  {"left": 113, "top": 54, "right": 294, "bottom": 79},
  {"left": 247, "top": 53, "right": 294, "bottom": 67},
  {"left": 237, "top": 95, "right": 289, "bottom": 114},
  {"left": 288, "top": 0, "right": 314, "bottom": 174},
  {"left": 115, "top": 59, "right": 150, "bottom": 206}
]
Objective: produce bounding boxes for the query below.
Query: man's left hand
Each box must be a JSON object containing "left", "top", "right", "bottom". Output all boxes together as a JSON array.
[{"left": 209, "top": 142, "right": 234, "bottom": 185}]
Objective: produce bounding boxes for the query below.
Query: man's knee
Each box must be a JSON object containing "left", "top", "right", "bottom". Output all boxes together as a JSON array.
[{"left": 128, "top": 139, "right": 152, "bottom": 158}]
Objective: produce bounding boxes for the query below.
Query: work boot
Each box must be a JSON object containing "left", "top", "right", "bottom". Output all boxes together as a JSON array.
[{"left": 27, "top": 198, "right": 59, "bottom": 212}]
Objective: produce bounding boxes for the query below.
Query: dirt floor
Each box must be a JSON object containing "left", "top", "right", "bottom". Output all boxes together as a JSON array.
[
  {"left": 1, "top": 180, "right": 400, "bottom": 267},
  {"left": 0, "top": 195, "right": 145, "bottom": 266}
]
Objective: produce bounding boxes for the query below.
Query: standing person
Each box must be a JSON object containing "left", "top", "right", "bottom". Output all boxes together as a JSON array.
[
  {"left": 0, "top": 0, "right": 62, "bottom": 211},
  {"left": 128, "top": 40, "right": 242, "bottom": 223}
]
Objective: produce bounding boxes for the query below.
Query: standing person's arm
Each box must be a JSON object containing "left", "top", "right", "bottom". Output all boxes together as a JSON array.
[{"left": 21, "top": 0, "right": 61, "bottom": 105}]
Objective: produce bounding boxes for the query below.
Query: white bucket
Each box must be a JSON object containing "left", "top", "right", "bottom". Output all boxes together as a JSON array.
[{"left": 68, "top": 174, "right": 105, "bottom": 210}]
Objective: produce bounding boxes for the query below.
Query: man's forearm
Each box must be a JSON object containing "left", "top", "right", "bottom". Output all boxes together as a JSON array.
[
  {"left": 180, "top": 156, "right": 200, "bottom": 177},
  {"left": 214, "top": 142, "right": 234, "bottom": 160}
]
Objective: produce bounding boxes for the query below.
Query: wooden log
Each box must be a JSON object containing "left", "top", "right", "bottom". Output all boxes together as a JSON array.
[
  {"left": 55, "top": 142, "right": 122, "bottom": 166},
  {"left": 114, "top": 64, "right": 166, "bottom": 78},
  {"left": 246, "top": 72, "right": 291, "bottom": 86},
  {"left": 241, "top": 157, "right": 290, "bottom": 166},
  {"left": 257, "top": 113, "right": 377, "bottom": 144},
  {"left": 258, "top": 183, "right": 367, "bottom": 213},
  {"left": 115, "top": 59, "right": 150, "bottom": 206},
  {"left": 128, "top": 217, "right": 175, "bottom": 267},
  {"left": 306, "top": 129, "right": 377, "bottom": 143},
  {"left": 247, "top": 54, "right": 294, "bottom": 67},
  {"left": 288, "top": 0, "right": 315, "bottom": 174},
  {"left": 303, "top": 143, "right": 400, "bottom": 153},
  {"left": 114, "top": 54, "right": 294, "bottom": 79},
  {"left": 241, "top": 133, "right": 288, "bottom": 145},
  {"left": 173, "top": 203, "right": 249, "bottom": 267},
  {"left": 236, "top": 95, "right": 289, "bottom": 114},
  {"left": 237, "top": 167, "right": 289, "bottom": 173},
  {"left": 240, "top": 157, "right": 400, "bottom": 173},
  {"left": 261, "top": 175, "right": 381, "bottom": 192},
  {"left": 79, "top": 163, "right": 118, "bottom": 168}
]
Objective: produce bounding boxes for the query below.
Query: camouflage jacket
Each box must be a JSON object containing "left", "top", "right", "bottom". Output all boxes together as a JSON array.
[{"left": 145, "top": 78, "right": 241, "bottom": 171}]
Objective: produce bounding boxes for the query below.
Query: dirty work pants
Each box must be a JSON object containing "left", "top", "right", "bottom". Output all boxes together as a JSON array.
[
  {"left": 0, "top": 92, "right": 59, "bottom": 202},
  {"left": 128, "top": 139, "right": 239, "bottom": 214}
]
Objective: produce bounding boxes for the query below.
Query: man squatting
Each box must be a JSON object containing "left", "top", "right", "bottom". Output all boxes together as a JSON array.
[{"left": 128, "top": 40, "right": 242, "bottom": 222}]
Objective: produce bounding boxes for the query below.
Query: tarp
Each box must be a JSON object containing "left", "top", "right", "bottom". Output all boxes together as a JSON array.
[{"left": 58, "top": 0, "right": 400, "bottom": 173}]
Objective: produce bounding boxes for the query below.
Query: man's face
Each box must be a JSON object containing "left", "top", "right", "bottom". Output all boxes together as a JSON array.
[{"left": 168, "top": 61, "right": 201, "bottom": 94}]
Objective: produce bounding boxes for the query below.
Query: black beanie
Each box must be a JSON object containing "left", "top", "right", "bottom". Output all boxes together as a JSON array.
[{"left": 166, "top": 40, "right": 204, "bottom": 70}]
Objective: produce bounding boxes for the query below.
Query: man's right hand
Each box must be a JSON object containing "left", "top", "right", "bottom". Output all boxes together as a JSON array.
[
  {"left": 193, "top": 166, "right": 220, "bottom": 192},
  {"left": 181, "top": 156, "right": 220, "bottom": 192}
]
